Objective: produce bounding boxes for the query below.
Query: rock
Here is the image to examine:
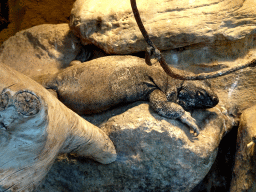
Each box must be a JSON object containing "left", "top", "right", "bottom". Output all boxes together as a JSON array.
[
  {"left": 0, "top": 63, "right": 116, "bottom": 191},
  {"left": 37, "top": 102, "right": 234, "bottom": 192},
  {"left": 191, "top": 125, "right": 238, "bottom": 192},
  {"left": 70, "top": 0, "right": 256, "bottom": 54},
  {"left": 0, "top": 24, "right": 82, "bottom": 78},
  {"left": 230, "top": 105, "right": 256, "bottom": 192},
  {"left": 0, "top": 0, "right": 76, "bottom": 45}
]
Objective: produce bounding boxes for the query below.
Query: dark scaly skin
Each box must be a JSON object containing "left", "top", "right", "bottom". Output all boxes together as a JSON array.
[
  {"left": 37, "top": 56, "right": 219, "bottom": 136},
  {"left": 130, "top": 0, "right": 256, "bottom": 80}
]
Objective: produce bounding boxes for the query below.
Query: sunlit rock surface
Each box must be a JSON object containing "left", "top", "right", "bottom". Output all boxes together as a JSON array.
[
  {"left": 0, "top": 24, "right": 82, "bottom": 78},
  {"left": 70, "top": 0, "right": 256, "bottom": 54},
  {"left": 37, "top": 102, "right": 234, "bottom": 192}
]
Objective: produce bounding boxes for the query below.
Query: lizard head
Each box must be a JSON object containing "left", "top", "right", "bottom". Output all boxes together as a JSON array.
[{"left": 177, "top": 80, "right": 219, "bottom": 111}]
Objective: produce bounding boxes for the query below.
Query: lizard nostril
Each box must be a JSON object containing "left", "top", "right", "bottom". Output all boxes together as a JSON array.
[{"left": 213, "top": 96, "right": 219, "bottom": 105}]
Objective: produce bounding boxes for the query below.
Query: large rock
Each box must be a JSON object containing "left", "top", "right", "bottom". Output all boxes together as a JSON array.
[
  {"left": 230, "top": 105, "right": 256, "bottom": 192},
  {"left": 70, "top": 0, "right": 256, "bottom": 54},
  {"left": 0, "top": 24, "right": 82, "bottom": 78},
  {"left": 191, "top": 127, "right": 238, "bottom": 192},
  {"left": 37, "top": 102, "right": 234, "bottom": 192}
]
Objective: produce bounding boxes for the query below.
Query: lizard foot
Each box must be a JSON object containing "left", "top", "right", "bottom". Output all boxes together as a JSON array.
[{"left": 180, "top": 111, "right": 200, "bottom": 136}]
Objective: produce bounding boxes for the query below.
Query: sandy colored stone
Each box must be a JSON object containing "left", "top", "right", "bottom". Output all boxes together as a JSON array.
[
  {"left": 70, "top": 0, "right": 256, "bottom": 54},
  {"left": 230, "top": 105, "right": 256, "bottom": 192},
  {"left": 192, "top": 127, "right": 238, "bottom": 192},
  {"left": 0, "top": 0, "right": 76, "bottom": 45},
  {"left": 0, "top": 23, "right": 82, "bottom": 78}
]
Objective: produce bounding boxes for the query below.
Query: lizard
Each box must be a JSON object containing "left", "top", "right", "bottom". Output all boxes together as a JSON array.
[{"left": 36, "top": 55, "right": 219, "bottom": 136}]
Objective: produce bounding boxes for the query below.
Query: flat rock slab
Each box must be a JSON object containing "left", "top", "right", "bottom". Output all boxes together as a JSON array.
[
  {"left": 70, "top": 0, "right": 256, "bottom": 54},
  {"left": 38, "top": 102, "right": 234, "bottom": 192},
  {"left": 0, "top": 24, "right": 82, "bottom": 78}
]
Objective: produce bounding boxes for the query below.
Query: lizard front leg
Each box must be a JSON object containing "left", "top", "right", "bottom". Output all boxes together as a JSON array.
[{"left": 149, "top": 89, "right": 200, "bottom": 136}]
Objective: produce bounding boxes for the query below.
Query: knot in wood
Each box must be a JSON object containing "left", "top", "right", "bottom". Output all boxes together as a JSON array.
[{"left": 14, "top": 90, "right": 41, "bottom": 116}]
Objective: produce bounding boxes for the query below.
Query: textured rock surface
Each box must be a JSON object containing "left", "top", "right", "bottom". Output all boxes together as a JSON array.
[
  {"left": 70, "top": 0, "right": 256, "bottom": 54},
  {"left": 230, "top": 105, "right": 256, "bottom": 192},
  {"left": 192, "top": 126, "right": 238, "bottom": 192},
  {"left": 162, "top": 34, "right": 256, "bottom": 69},
  {"left": 0, "top": 24, "right": 82, "bottom": 78},
  {"left": 37, "top": 102, "right": 234, "bottom": 192},
  {"left": 0, "top": 0, "right": 76, "bottom": 45}
]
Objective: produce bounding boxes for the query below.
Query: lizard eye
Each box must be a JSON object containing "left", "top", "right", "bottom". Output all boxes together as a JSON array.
[{"left": 197, "top": 91, "right": 204, "bottom": 99}]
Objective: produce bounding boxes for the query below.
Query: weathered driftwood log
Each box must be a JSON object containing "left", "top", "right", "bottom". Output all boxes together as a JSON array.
[{"left": 0, "top": 63, "right": 116, "bottom": 192}]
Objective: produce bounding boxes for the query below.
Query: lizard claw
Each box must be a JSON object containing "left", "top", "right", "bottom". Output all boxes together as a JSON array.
[{"left": 180, "top": 111, "right": 200, "bottom": 136}]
